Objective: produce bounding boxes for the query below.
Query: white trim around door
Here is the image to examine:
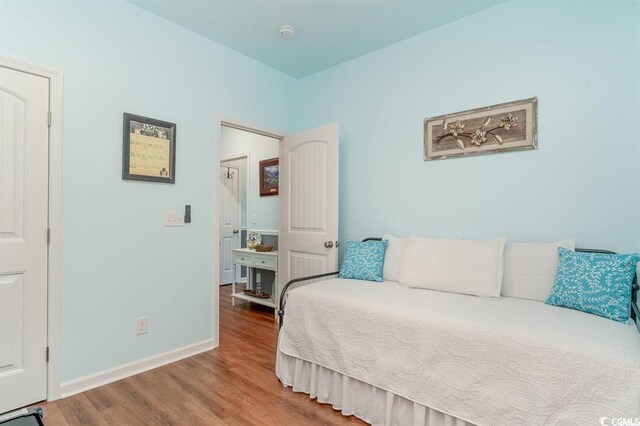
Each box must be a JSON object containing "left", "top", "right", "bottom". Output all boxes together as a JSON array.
[
  {"left": 213, "top": 115, "right": 284, "bottom": 347},
  {"left": 0, "top": 56, "right": 63, "bottom": 402}
]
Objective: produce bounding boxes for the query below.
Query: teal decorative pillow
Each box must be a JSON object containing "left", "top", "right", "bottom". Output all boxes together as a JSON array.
[
  {"left": 339, "top": 240, "right": 388, "bottom": 282},
  {"left": 546, "top": 248, "right": 640, "bottom": 323}
]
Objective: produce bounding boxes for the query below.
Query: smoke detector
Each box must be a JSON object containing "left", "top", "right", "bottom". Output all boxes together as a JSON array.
[{"left": 279, "top": 25, "right": 295, "bottom": 40}]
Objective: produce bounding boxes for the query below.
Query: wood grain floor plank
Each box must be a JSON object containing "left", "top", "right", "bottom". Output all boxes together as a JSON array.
[
  {"left": 56, "top": 394, "right": 109, "bottom": 426},
  {"left": 35, "top": 284, "right": 363, "bottom": 425},
  {"left": 100, "top": 404, "right": 148, "bottom": 426}
]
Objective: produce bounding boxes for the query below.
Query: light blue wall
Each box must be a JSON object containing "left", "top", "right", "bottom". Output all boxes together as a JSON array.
[
  {"left": 0, "top": 0, "right": 295, "bottom": 382},
  {"left": 294, "top": 0, "right": 640, "bottom": 253},
  {"left": 220, "top": 127, "right": 280, "bottom": 231}
]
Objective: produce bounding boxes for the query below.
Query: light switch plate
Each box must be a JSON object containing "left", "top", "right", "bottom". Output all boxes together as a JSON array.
[{"left": 164, "top": 211, "right": 185, "bottom": 227}]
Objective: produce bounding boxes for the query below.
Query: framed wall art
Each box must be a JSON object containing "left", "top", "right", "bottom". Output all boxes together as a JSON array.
[
  {"left": 122, "top": 113, "right": 176, "bottom": 183},
  {"left": 259, "top": 157, "right": 279, "bottom": 196},
  {"left": 424, "top": 97, "right": 537, "bottom": 161}
]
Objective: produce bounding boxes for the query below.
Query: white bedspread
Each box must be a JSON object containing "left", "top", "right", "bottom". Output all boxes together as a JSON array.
[{"left": 277, "top": 279, "right": 640, "bottom": 425}]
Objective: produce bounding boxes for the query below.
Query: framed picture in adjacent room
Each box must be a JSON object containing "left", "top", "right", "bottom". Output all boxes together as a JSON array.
[
  {"left": 259, "top": 157, "right": 279, "bottom": 196},
  {"left": 122, "top": 113, "right": 176, "bottom": 183}
]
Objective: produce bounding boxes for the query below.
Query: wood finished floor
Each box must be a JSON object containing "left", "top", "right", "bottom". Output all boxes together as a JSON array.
[{"left": 37, "top": 284, "right": 362, "bottom": 425}]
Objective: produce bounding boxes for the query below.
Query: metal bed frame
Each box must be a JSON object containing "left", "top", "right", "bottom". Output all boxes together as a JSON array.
[{"left": 278, "top": 238, "right": 640, "bottom": 330}]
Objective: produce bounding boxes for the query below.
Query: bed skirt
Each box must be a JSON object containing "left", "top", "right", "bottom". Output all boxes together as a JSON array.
[{"left": 276, "top": 350, "right": 473, "bottom": 426}]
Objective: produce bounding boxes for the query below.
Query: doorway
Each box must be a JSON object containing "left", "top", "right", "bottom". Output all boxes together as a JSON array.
[
  {"left": 214, "top": 117, "right": 340, "bottom": 332},
  {"left": 218, "top": 126, "right": 282, "bottom": 289},
  {"left": 217, "top": 122, "right": 282, "bottom": 312},
  {"left": 0, "top": 58, "right": 62, "bottom": 411}
]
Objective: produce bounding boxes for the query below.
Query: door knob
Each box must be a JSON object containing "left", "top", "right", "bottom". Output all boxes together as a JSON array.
[
  {"left": 232, "top": 229, "right": 239, "bottom": 234},
  {"left": 335, "top": 241, "right": 340, "bottom": 248},
  {"left": 324, "top": 241, "right": 334, "bottom": 248}
]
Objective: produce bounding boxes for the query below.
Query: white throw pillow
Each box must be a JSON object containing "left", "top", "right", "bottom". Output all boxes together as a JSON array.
[
  {"left": 382, "top": 234, "right": 409, "bottom": 282},
  {"left": 400, "top": 236, "right": 506, "bottom": 298},
  {"left": 501, "top": 239, "right": 575, "bottom": 302}
]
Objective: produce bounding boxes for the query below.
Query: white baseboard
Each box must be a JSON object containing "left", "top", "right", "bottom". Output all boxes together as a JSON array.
[{"left": 58, "top": 338, "right": 216, "bottom": 399}]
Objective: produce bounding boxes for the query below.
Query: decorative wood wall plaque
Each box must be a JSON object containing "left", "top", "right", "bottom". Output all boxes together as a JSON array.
[{"left": 424, "top": 97, "right": 537, "bottom": 161}]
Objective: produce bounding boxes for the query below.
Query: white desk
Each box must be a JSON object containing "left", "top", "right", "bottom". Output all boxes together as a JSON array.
[{"left": 231, "top": 248, "right": 279, "bottom": 320}]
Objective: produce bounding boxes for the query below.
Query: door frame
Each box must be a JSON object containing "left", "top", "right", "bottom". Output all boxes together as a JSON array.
[
  {"left": 0, "top": 57, "right": 64, "bottom": 401},
  {"left": 220, "top": 152, "right": 250, "bottom": 283},
  {"left": 213, "top": 115, "right": 283, "bottom": 346}
]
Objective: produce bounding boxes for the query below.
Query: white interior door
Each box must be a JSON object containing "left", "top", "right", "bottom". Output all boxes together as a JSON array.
[
  {"left": 219, "top": 166, "right": 240, "bottom": 285},
  {"left": 0, "top": 66, "right": 49, "bottom": 412},
  {"left": 279, "top": 123, "right": 339, "bottom": 286}
]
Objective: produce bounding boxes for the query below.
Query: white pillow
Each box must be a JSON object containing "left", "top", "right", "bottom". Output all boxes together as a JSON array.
[
  {"left": 400, "top": 236, "right": 506, "bottom": 298},
  {"left": 501, "top": 239, "right": 575, "bottom": 302},
  {"left": 382, "top": 234, "right": 409, "bottom": 282}
]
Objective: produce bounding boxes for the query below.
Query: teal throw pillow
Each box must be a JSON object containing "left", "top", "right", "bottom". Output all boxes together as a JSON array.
[
  {"left": 339, "top": 240, "right": 388, "bottom": 282},
  {"left": 546, "top": 248, "right": 640, "bottom": 323}
]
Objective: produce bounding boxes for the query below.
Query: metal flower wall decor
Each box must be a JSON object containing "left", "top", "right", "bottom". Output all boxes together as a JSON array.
[
  {"left": 437, "top": 113, "right": 518, "bottom": 149},
  {"left": 424, "top": 97, "right": 537, "bottom": 161}
]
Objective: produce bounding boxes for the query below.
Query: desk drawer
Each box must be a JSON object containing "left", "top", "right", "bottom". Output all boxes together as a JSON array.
[
  {"left": 233, "top": 253, "right": 253, "bottom": 266},
  {"left": 253, "top": 256, "right": 276, "bottom": 270}
]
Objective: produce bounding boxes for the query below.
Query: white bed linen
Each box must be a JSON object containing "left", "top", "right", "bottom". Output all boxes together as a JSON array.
[
  {"left": 277, "top": 279, "right": 640, "bottom": 426},
  {"left": 382, "top": 234, "right": 410, "bottom": 282},
  {"left": 501, "top": 239, "right": 575, "bottom": 302},
  {"left": 277, "top": 351, "right": 472, "bottom": 426},
  {"left": 400, "top": 237, "right": 506, "bottom": 298}
]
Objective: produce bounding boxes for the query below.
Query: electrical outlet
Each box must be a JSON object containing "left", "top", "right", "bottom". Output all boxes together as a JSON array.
[
  {"left": 135, "top": 317, "right": 148, "bottom": 335},
  {"left": 251, "top": 214, "right": 257, "bottom": 224},
  {"left": 163, "top": 211, "right": 184, "bottom": 227}
]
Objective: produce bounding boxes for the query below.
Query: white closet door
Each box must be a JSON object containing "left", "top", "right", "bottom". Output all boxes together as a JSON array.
[
  {"left": 219, "top": 166, "right": 240, "bottom": 285},
  {"left": 0, "top": 66, "right": 49, "bottom": 412},
  {"left": 279, "top": 123, "right": 339, "bottom": 287}
]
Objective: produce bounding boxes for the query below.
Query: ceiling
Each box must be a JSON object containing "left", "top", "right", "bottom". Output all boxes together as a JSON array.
[{"left": 126, "top": 0, "right": 507, "bottom": 78}]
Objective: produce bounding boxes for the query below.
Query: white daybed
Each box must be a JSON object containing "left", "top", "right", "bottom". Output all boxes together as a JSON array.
[{"left": 276, "top": 240, "right": 640, "bottom": 426}]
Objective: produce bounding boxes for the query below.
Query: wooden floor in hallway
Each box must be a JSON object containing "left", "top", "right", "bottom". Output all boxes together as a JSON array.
[{"left": 37, "top": 284, "right": 362, "bottom": 425}]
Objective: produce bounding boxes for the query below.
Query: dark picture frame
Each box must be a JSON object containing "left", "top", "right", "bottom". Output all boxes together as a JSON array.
[
  {"left": 122, "top": 113, "right": 176, "bottom": 183},
  {"left": 259, "top": 157, "right": 279, "bottom": 196}
]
